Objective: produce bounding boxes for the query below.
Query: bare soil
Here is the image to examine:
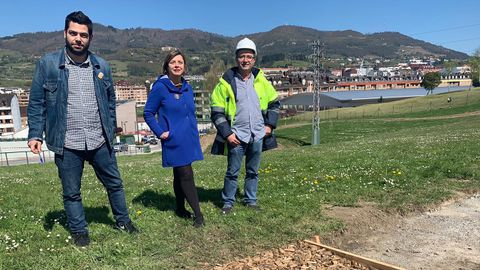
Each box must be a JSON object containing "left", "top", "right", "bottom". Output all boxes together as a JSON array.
[
  {"left": 200, "top": 133, "right": 216, "bottom": 152},
  {"left": 322, "top": 193, "right": 480, "bottom": 270},
  {"left": 209, "top": 193, "right": 480, "bottom": 270}
]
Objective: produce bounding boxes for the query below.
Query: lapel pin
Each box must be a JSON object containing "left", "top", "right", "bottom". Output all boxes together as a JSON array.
[{"left": 98, "top": 72, "right": 104, "bottom": 80}]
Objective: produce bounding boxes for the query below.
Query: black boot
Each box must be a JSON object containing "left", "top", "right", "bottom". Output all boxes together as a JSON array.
[
  {"left": 175, "top": 208, "right": 193, "bottom": 219},
  {"left": 193, "top": 215, "right": 205, "bottom": 228}
]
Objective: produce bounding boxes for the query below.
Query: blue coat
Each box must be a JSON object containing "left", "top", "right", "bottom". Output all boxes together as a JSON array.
[{"left": 144, "top": 75, "right": 203, "bottom": 167}]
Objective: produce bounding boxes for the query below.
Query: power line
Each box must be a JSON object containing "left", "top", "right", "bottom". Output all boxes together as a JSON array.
[
  {"left": 406, "top": 24, "right": 480, "bottom": 54},
  {"left": 409, "top": 23, "right": 480, "bottom": 36},
  {"left": 438, "top": 36, "right": 480, "bottom": 45}
]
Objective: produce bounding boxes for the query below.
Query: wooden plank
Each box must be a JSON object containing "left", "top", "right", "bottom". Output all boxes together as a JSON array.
[{"left": 304, "top": 239, "right": 406, "bottom": 270}]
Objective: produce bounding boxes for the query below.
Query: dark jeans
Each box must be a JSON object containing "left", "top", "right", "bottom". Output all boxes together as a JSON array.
[
  {"left": 54, "top": 143, "right": 131, "bottom": 234},
  {"left": 221, "top": 139, "right": 262, "bottom": 207}
]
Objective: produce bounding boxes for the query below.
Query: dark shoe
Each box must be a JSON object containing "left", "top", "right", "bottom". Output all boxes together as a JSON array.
[
  {"left": 221, "top": 206, "right": 233, "bottom": 215},
  {"left": 115, "top": 221, "right": 139, "bottom": 234},
  {"left": 193, "top": 215, "right": 205, "bottom": 228},
  {"left": 245, "top": 204, "right": 261, "bottom": 212},
  {"left": 175, "top": 209, "right": 193, "bottom": 219},
  {"left": 72, "top": 232, "right": 90, "bottom": 247}
]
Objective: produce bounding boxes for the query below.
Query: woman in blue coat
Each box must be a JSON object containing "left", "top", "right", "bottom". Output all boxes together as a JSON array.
[{"left": 144, "top": 50, "right": 204, "bottom": 227}]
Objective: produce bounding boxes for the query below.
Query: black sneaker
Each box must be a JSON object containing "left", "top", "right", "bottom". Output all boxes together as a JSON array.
[
  {"left": 175, "top": 209, "right": 193, "bottom": 219},
  {"left": 115, "top": 221, "right": 139, "bottom": 234},
  {"left": 221, "top": 206, "right": 233, "bottom": 215},
  {"left": 193, "top": 215, "right": 205, "bottom": 228},
  {"left": 72, "top": 232, "right": 90, "bottom": 247},
  {"left": 245, "top": 204, "right": 261, "bottom": 212}
]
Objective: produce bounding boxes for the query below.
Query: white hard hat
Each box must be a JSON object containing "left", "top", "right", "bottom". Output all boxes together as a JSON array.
[{"left": 236, "top": 38, "right": 256, "bottom": 55}]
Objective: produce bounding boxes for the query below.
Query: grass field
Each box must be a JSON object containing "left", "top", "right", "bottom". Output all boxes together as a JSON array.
[
  {"left": 1, "top": 90, "right": 480, "bottom": 269},
  {"left": 282, "top": 89, "right": 480, "bottom": 125}
]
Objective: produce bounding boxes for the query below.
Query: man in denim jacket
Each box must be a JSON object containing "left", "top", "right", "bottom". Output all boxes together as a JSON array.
[{"left": 27, "top": 11, "right": 137, "bottom": 247}]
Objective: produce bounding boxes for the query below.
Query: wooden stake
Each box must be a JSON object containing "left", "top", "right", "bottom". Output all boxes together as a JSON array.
[{"left": 304, "top": 239, "right": 406, "bottom": 270}]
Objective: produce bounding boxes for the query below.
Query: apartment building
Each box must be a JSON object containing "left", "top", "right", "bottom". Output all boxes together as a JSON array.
[
  {"left": 116, "top": 100, "right": 137, "bottom": 134},
  {"left": 193, "top": 88, "right": 211, "bottom": 123},
  {"left": 115, "top": 80, "right": 148, "bottom": 106},
  {"left": 0, "top": 87, "right": 29, "bottom": 106},
  {"left": 0, "top": 94, "right": 21, "bottom": 136},
  {"left": 17, "top": 91, "right": 29, "bottom": 107}
]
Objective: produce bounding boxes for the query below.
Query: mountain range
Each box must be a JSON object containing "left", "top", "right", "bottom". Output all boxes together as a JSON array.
[{"left": 0, "top": 25, "right": 469, "bottom": 86}]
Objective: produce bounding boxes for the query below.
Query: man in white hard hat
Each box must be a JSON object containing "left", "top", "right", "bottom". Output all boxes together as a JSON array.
[{"left": 210, "top": 38, "right": 280, "bottom": 214}]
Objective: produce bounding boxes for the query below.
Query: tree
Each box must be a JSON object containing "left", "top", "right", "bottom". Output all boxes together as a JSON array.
[
  {"left": 421, "top": 72, "right": 442, "bottom": 95},
  {"left": 468, "top": 48, "right": 480, "bottom": 87},
  {"left": 442, "top": 60, "right": 457, "bottom": 75},
  {"left": 204, "top": 58, "right": 226, "bottom": 92}
]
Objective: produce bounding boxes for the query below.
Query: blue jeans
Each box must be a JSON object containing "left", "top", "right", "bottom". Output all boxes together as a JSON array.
[
  {"left": 222, "top": 139, "right": 262, "bottom": 207},
  {"left": 54, "top": 143, "right": 131, "bottom": 234}
]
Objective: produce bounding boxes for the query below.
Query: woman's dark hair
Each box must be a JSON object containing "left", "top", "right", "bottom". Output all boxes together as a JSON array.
[
  {"left": 162, "top": 50, "right": 187, "bottom": 75},
  {"left": 65, "top": 11, "right": 93, "bottom": 36}
]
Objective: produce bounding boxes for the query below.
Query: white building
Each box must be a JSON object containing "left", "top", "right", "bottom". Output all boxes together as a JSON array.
[{"left": 0, "top": 94, "right": 21, "bottom": 136}]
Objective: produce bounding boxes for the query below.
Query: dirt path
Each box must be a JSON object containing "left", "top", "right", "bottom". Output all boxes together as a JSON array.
[
  {"left": 209, "top": 193, "right": 479, "bottom": 270},
  {"left": 200, "top": 133, "right": 216, "bottom": 152},
  {"left": 324, "top": 193, "right": 480, "bottom": 270}
]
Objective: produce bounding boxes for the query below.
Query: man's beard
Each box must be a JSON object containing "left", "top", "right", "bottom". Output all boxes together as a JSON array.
[{"left": 65, "top": 38, "right": 89, "bottom": 56}]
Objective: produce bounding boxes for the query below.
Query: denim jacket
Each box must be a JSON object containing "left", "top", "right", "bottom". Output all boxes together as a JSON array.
[{"left": 27, "top": 49, "right": 116, "bottom": 155}]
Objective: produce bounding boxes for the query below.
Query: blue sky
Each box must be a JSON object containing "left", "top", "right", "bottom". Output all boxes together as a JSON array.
[{"left": 1, "top": 0, "right": 479, "bottom": 55}]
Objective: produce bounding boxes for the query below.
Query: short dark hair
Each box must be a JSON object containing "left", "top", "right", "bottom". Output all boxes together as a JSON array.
[
  {"left": 162, "top": 49, "right": 187, "bottom": 75},
  {"left": 65, "top": 11, "right": 93, "bottom": 36}
]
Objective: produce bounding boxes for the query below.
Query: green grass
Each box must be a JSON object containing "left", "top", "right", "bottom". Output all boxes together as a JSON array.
[
  {"left": 1, "top": 91, "right": 480, "bottom": 269},
  {"left": 0, "top": 49, "right": 23, "bottom": 57},
  {"left": 276, "top": 116, "right": 480, "bottom": 207},
  {"left": 0, "top": 79, "right": 31, "bottom": 88},
  {"left": 110, "top": 60, "right": 129, "bottom": 78},
  {"left": 283, "top": 89, "right": 480, "bottom": 124}
]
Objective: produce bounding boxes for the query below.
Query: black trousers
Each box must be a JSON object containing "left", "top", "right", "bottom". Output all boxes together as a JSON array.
[{"left": 173, "top": 164, "right": 202, "bottom": 218}]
